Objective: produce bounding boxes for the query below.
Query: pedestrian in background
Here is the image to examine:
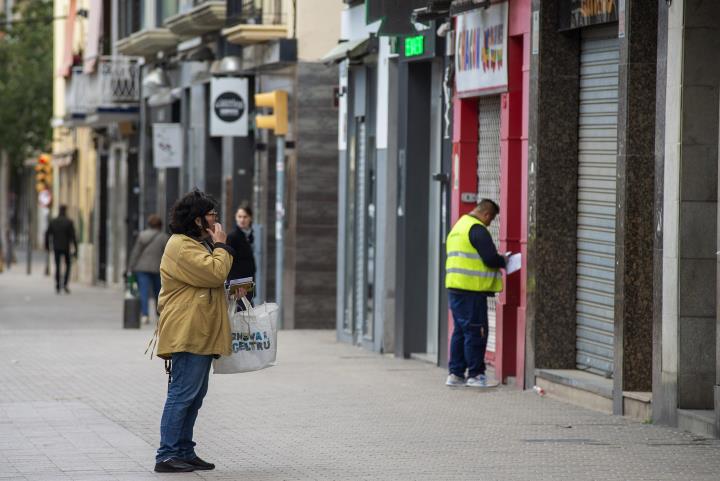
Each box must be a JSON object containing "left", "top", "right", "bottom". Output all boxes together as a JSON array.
[
  {"left": 153, "top": 190, "right": 242, "bottom": 473},
  {"left": 445, "top": 199, "right": 508, "bottom": 388},
  {"left": 128, "top": 214, "right": 169, "bottom": 324},
  {"left": 226, "top": 203, "right": 256, "bottom": 290},
  {"left": 45, "top": 205, "right": 78, "bottom": 294}
]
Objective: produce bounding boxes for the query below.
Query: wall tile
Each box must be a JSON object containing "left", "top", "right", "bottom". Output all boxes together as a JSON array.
[
  {"left": 679, "top": 201, "right": 718, "bottom": 258},
  {"left": 678, "top": 258, "right": 717, "bottom": 317},
  {"left": 680, "top": 144, "right": 719, "bottom": 202},
  {"left": 681, "top": 85, "right": 720, "bottom": 146}
]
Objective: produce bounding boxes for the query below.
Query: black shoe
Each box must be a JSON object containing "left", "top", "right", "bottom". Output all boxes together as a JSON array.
[
  {"left": 183, "top": 456, "right": 215, "bottom": 470},
  {"left": 154, "top": 459, "right": 196, "bottom": 473},
  {"left": 63, "top": 286, "right": 70, "bottom": 294},
  {"left": 55, "top": 287, "right": 61, "bottom": 294}
]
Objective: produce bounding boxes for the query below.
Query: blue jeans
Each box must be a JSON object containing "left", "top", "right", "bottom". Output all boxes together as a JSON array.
[
  {"left": 448, "top": 290, "right": 489, "bottom": 379},
  {"left": 135, "top": 271, "right": 161, "bottom": 317},
  {"left": 156, "top": 352, "right": 213, "bottom": 463}
]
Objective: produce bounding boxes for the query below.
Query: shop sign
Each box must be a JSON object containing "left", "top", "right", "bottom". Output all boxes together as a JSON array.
[
  {"left": 152, "top": 123, "right": 183, "bottom": 169},
  {"left": 559, "top": 0, "right": 618, "bottom": 31},
  {"left": 210, "top": 77, "right": 249, "bottom": 137},
  {"left": 399, "top": 25, "right": 437, "bottom": 62},
  {"left": 454, "top": 2, "right": 508, "bottom": 96},
  {"left": 405, "top": 35, "right": 425, "bottom": 57}
]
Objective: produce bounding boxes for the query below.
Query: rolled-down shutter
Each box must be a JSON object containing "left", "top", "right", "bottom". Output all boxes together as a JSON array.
[
  {"left": 575, "top": 26, "right": 619, "bottom": 377},
  {"left": 476, "top": 95, "right": 501, "bottom": 354}
]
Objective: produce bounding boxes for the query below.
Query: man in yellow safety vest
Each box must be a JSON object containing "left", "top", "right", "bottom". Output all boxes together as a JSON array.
[{"left": 445, "top": 199, "right": 508, "bottom": 388}]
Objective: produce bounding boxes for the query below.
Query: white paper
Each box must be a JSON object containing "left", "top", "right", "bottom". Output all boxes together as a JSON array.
[{"left": 506, "top": 253, "right": 522, "bottom": 274}]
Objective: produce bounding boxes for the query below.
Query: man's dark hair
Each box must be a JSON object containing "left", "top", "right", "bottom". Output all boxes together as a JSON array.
[
  {"left": 169, "top": 190, "right": 218, "bottom": 237},
  {"left": 236, "top": 203, "right": 253, "bottom": 219},
  {"left": 59, "top": 205, "right": 67, "bottom": 216},
  {"left": 477, "top": 198, "right": 500, "bottom": 215}
]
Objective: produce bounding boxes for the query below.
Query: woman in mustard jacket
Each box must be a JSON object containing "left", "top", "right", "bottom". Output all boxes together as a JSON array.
[{"left": 153, "top": 190, "right": 239, "bottom": 473}]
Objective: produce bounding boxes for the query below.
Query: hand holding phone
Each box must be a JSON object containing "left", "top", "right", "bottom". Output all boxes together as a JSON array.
[{"left": 206, "top": 223, "right": 227, "bottom": 244}]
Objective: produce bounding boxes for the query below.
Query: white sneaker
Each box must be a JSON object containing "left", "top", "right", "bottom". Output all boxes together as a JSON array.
[
  {"left": 445, "top": 374, "right": 466, "bottom": 387},
  {"left": 141, "top": 315, "right": 149, "bottom": 325},
  {"left": 466, "top": 374, "right": 499, "bottom": 388}
]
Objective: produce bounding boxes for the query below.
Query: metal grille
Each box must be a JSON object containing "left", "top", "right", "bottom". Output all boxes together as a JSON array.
[
  {"left": 575, "top": 27, "right": 619, "bottom": 377},
  {"left": 476, "top": 95, "right": 501, "bottom": 354},
  {"left": 354, "top": 122, "right": 367, "bottom": 339}
]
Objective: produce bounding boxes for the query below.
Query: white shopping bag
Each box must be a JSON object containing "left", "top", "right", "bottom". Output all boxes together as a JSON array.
[{"left": 213, "top": 297, "right": 279, "bottom": 374}]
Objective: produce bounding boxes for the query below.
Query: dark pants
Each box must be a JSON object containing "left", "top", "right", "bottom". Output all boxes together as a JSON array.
[
  {"left": 156, "top": 352, "right": 213, "bottom": 462},
  {"left": 136, "top": 271, "right": 161, "bottom": 317},
  {"left": 54, "top": 250, "right": 71, "bottom": 289},
  {"left": 448, "top": 290, "right": 489, "bottom": 379}
]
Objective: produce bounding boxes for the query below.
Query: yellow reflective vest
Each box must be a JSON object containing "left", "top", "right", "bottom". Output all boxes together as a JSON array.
[{"left": 445, "top": 214, "right": 503, "bottom": 293}]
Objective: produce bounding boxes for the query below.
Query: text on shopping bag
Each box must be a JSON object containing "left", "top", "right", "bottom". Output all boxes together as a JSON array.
[{"left": 232, "top": 330, "right": 272, "bottom": 352}]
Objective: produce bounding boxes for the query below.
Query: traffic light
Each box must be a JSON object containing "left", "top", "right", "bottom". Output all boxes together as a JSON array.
[
  {"left": 35, "top": 153, "right": 52, "bottom": 193},
  {"left": 254, "top": 90, "right": 288, "bottom": 135}
]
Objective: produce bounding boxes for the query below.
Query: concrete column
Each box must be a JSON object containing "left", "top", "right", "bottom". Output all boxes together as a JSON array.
[
  {"left": 657, "top": 0, "right": 720, "bottom": 424},
  {"left": 525, "top": 0, "right": 580, "bottom": 386},
  {"left": 612, "top": 0, "right": 658, "bottom": 414}
]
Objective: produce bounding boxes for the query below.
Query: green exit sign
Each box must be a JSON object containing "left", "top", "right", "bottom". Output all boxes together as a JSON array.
[{"left": 404, "top": 35, "right": 425, "bottom": 57}]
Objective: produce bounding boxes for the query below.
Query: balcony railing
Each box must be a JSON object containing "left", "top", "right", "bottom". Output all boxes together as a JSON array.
[{"left": 66, "top": 57, "right": 141, "bottom": 118}]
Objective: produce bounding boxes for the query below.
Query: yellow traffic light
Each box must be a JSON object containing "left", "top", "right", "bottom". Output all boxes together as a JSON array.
[
  {"left": 35, "top": 153, "right": 52, "bottom": 192},
  {"left": 254, "top": 90, "right": 288, "bottom": 135}
]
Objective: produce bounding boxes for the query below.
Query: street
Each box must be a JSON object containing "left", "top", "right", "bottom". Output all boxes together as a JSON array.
[{"left": 1, "top": 261, "right": 719, "bottom": 481}]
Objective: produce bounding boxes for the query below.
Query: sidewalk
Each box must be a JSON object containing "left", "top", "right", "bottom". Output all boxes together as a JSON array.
[{"left": 1, "top": 263, "right": 719, "bottom": 481}]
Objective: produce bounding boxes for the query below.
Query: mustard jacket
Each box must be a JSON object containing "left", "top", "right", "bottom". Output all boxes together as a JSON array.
[{"left": 156, "top": 234, "right": 234, "bottom": 360}]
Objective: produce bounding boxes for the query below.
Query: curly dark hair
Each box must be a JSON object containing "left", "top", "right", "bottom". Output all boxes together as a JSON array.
[{"left": 169, "top": 189, "right": 219, "bottom": 237}]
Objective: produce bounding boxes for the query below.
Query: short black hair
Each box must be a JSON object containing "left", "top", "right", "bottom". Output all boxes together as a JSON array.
[
  {"left": 477, "top": 198, "right": 500, "bottom": 215},
  {"left": 169, "top": 189, "right": 218, "bottom": 237},
  {"left": 59, "top": 205, "right": 67, "bottom": 216}
]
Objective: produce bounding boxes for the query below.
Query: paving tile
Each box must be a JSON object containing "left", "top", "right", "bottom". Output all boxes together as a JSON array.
[{"left": 1, "top": 264, "right": 720, "bottom": 480}]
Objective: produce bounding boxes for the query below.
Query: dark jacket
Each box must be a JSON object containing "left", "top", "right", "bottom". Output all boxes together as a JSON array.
[
  {"left": 226, "top": 227, "right": 256, "bottom": 281},
  {"left": 45, "top": 215, "right": 78, "bottom": 253}
]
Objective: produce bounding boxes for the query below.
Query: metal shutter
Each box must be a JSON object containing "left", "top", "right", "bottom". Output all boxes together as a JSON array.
[
  {"left": 575, "top": 26, "right": 619, "bottom": 377},
  {"left": 477, "top": 95, "right": 501, "bottom": 354}
]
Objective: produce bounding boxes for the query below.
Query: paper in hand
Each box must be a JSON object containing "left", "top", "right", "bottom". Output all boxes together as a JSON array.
[{"left": 506, "top": 253, "right": 522, "bottom": 274}]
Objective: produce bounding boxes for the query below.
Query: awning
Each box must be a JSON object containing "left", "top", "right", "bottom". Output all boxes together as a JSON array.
[
  {"left": 83, "top": 0, "right": 103, "bottom": 73},
  {"left": 58, "top": 0, "right": 77, "bottom": 77},
  {"left": 450, "top": 0, "right": 493, "bottom": 16},
  {"left": 320, "top": 37, "right": 378, "bottom": 65},
  {"left": 52, "top": 149, "right": 77, "bottom": 168}
]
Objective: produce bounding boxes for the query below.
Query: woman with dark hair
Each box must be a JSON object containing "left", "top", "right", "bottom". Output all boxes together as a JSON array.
[
  {"left": 152, "top": 190, "right": 242, "bottom": 473},
  {"left": 226, "top": 203, "right": 256, "bottom": 285},
  {"left": 128, "top": 214, "right": 169, "bottom": 324}
]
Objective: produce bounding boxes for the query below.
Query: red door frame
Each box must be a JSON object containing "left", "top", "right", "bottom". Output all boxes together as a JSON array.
[{"left": 449, "top": 0, "right": 530, "bottom": 387}]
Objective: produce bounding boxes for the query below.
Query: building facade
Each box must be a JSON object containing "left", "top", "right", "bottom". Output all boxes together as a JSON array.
[
  {"left": 52, "top": 0, "right": 341, "bottom": 329},
  {"left": 333, "top": 0, "right": 720, "bottom": 439}
]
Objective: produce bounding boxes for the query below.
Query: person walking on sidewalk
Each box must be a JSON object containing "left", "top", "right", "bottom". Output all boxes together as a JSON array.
[
  {"left": 45, "top": 205, "right": 78, "bottom": 294},
  {"left": 153, "top": 190, "right": 241, "bottom": 474},
  {"left": 226, "top": 204, "right": 256, "bottom": 299},
  {"left": 128, "top": 214, "right": 169, "bottom": 324},
  {"left": 445, "top": 199, "right": 508, "bottom": 388}
]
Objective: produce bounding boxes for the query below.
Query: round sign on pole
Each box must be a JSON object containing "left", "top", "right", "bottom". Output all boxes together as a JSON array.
[
  {"left": 38, "top": 189, "right": 52, "bottom": 207},
  {"left": 214, "top": 92, "right": 245, "bottom": 122}
]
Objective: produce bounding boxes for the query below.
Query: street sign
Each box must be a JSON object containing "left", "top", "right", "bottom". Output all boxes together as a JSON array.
[
  {"left": 38, "top": 189, "right": 52, "bottom": 207},
  {"left": 210, "top": 77, "right": 249, "bottom": 137},
  {"left": 152, "top": 123, "right": 183, "bottom": 169}
]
